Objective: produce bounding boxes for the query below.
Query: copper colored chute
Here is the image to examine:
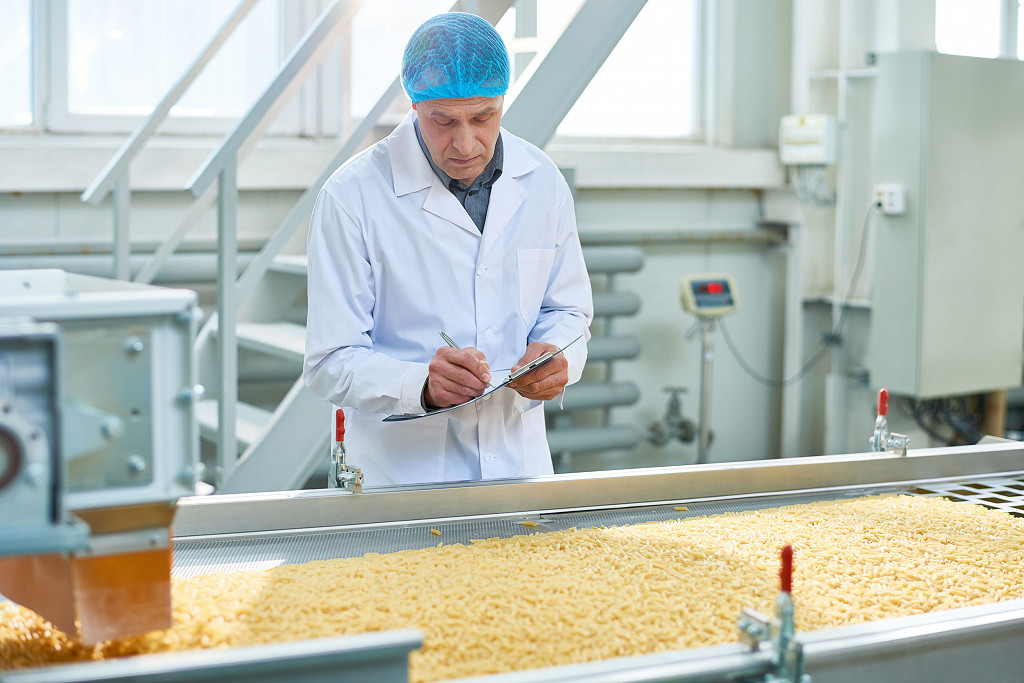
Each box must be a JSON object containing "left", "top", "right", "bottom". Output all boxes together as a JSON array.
[
  {"left": 0, "top": 546, "right": 172, "bottom": 645},
  {"left": 0, "top": 553, "right": 77, "bottom": 635}
]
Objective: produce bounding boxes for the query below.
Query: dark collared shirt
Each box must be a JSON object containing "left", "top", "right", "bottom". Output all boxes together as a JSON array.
[{"left": 414, "top": 118, "right": 503, "bottom": 233}]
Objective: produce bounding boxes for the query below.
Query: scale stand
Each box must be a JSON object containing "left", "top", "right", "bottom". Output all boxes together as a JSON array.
[{"left": 680, "top": 273, "right": 739, "bottom": 464}]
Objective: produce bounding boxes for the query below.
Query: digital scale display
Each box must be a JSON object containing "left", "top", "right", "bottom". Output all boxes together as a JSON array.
[
  {"left": 679, "top": 273, "right": 738, "bottom": 318},
  {"left": 691, "top": 280, "right": 734, "bottom": 308}
]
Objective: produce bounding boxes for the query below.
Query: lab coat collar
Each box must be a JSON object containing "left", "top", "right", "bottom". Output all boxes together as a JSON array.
[{"left": 389, "top": 110, "right": 542, "bottom": 240}]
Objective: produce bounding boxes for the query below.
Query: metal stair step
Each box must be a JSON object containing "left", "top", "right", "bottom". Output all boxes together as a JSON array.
[
  {"left": 195, "top": 399, "right": 272, "bottom": 452},
  {"left": 269, "top": 254, "right": 308, "bottom": 276},
  {"left": 236, "top": 322, "right": 306, "bottom": 363}
]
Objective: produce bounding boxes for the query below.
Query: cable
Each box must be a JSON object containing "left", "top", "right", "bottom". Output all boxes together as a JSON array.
[
  {"left": 909, "top": 398, "right": 956, "bottom": 446},
  {"left": 718, "top": 202, "right": 880, "bottom": 389}
]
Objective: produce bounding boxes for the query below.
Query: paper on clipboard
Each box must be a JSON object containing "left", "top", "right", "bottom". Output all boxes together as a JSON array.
[{"left": 382, "top": 335, "right": 583, "bottom": 422}]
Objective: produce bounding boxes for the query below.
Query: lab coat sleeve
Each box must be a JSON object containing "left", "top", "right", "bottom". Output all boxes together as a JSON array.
[
  {"left": 527, "top": 180, "right": 594, "bottom": 387},
  {"left": 303, "top": 188, "right": 430, "bottom": 415}
]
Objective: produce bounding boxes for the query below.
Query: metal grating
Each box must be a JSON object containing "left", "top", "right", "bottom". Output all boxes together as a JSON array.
[
  {"left": 173, "top": 517, "right": 545, "bottom": 578},
  {"left": 904, "top": 474, "right": 1024, "bottom": 518},
  {"left": 173, "top": 476, "right": 1024, "bottom": 579}
]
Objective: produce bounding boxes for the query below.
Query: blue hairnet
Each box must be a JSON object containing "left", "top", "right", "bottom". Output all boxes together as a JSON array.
[{"left": 402, "top": 12, "right": 510, "bottom": 104}]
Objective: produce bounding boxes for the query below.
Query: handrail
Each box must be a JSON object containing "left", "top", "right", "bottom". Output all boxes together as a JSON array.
[
  {"left": 80, "top": 0, "right": 259, "bottom": 205},
  {"left": 185, "top": 0, "right": 361, "bottom": 199},
  {"left": 236, "top": 79, "right": 404, "bottom": 304}
]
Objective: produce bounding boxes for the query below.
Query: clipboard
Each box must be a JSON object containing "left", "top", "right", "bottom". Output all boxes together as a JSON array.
[{"left": 382, "top": 335, "right": 583, "bottom": 422}]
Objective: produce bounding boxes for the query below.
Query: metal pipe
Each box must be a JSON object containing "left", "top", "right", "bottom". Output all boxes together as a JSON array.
[
  {"left": 580, "top": 228, "right": 787, "bottom": 247},
  {"left": 111, "top": 176, "right": 131, "bottom": 281},
  {"left": 698, "top": 320, "right": 715, "bottom": 464},
  {"left": 580, "top": 246, "right": 644, "bottom": 273},
  {"left": 546, "top": 425, "right": 641, "bottom": 454},
  {"left": 593, "top": 291, "right": 640, "bottom": 317},
  {"left": 586, "top": 335, "right": 641, "bottom": 362},
  {"left": 0, "top": 253, "right": 258, "bottom": 284},
  {"left": 546, "top": 381, "right": 639, "bottom": 413}
]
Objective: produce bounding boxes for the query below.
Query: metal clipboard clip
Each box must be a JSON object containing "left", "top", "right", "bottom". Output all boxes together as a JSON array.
[{"left": 382, "top": 334, "right": 583, "bottom": 422}]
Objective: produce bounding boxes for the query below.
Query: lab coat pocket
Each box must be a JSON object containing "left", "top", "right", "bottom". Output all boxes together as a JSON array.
[{"left": 517, "top": 249, "right": 556, "bottom": 325}]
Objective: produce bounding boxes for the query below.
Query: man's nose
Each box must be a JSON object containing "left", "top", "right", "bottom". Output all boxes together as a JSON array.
[{"left": 451, "top": 126, "right": 473, "bottom": 154}]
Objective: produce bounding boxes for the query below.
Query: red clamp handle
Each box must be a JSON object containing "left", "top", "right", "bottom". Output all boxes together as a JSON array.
[
  {"left": 780, "top": 545, "right": 793, "bottom": 594},
  {"left": 335, "top": 408, "right": 345, "bottom": 441},
  {"left": 877, "top": 388, "right": 889, "bottom": 417}
]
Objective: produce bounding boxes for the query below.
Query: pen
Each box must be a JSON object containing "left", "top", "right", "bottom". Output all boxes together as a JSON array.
[{"left": 439, "top": 331, "right": 495, "bottom": 388}]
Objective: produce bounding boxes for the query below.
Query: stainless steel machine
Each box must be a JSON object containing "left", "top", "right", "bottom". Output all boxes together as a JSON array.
[
  {"left": 6, "top": 439, "right": 1024, "bottom": 683},
  {"left": 0, "top": 269, "right": 199, "bottom": 644}
]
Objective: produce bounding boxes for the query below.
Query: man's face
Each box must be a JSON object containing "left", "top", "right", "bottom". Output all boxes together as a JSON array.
[{"left": 413, "top": 96, "right": 503, "bottom": 185}]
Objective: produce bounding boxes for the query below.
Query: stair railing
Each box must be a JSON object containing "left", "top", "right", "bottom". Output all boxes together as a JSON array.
[{"left": 79, "top": 0, "right": 260, "bottom": 281}]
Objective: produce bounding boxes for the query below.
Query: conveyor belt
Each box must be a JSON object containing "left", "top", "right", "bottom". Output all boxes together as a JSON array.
[{"left": 172, "top": 473, "right": 1024, "bottom": 579}]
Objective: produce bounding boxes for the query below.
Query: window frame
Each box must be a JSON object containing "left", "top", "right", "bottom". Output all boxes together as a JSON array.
[
  {"left": 549, "top": 0, "right": 707, "bottom": 145},
  {"left": 32, "top": 0, "right": 338, "bottom": 137},
  {"left": 9, "top": 0, "right": 714, "bottom": 145}
]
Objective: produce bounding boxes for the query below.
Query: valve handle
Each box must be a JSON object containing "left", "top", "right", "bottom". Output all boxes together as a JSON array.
[
  {"left": 780, "top": 544, "right": 793, "bottom": 594},
  {"left": 335, "top": 408, "right": 345, "bottom": 442},
  {"left": 877, "top": 388, "right": 889, "bottom": 417}
]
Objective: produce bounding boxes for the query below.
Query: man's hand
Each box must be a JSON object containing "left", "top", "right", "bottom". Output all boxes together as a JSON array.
[
  {"left": 507, "top": 342, "right": 567, "bottom": 401},
  {"left": 424, "top": 347, "right": 491, "bottom": 409}
]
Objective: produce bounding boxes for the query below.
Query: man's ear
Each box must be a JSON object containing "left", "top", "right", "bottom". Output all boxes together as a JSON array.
[{"left": 412, "top": 103, "right": 418, "bottom": 111}]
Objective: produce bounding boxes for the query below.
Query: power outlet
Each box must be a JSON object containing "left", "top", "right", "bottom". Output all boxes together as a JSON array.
[{"left": 872, "top": 184, "right": 906, "bottom": 215}]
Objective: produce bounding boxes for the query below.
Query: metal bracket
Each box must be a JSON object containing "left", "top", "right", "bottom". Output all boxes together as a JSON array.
[
  {"left": 868, "top": 389, "right": 909, "bottom": 456},
  {"left": 329, "top": 441, "right": 363, "bottom": 494},
  {"left": 737, "top": 603, "right": 811, "bottom": 683},
  {"left": 869, "top": 414, "right": 910, "bottom": 456}
]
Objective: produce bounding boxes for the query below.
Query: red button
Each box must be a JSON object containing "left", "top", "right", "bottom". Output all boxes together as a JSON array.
[{"left": 707, "top": 282, "right": 724, "bottom": 294}]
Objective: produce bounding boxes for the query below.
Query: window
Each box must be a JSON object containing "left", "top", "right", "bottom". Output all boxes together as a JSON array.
[
  {"left": 556, "top": 0, "right": 698, "bottom": 138},
  {"left": 3, "top": 0, "right": 703, "bottom": 141},
  {"left": 50, "top": 0, "right": 283, "bottom": 132},
  {"left": 935, "top": 0, "right": 1023, "bottom": 59},
  {"left": 349, "top": 0, "right": 451, "bottom": 120},
  {"left": 0, "top": 0, "right": 32, "bottom": 127}
]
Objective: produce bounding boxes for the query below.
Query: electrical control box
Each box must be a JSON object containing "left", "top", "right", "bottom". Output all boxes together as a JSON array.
[
  {"left": 680, "top": 273, "right": 739, "bottom": 318},
  {"left": 779, "top": 114, "right": 838, "bottom": 165},
  {"left": 869, "top": 52, "right": 1024, "bottom": 397}
]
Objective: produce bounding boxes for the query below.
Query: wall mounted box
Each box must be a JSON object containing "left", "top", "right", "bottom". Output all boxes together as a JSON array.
[{"left": 869, "top": 52, "right": 1024, "bottom": 398}]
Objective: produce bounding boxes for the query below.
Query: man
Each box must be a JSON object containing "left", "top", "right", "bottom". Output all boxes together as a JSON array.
[{"left": 303, "top": 12, "right": 592, "bottom": 486}]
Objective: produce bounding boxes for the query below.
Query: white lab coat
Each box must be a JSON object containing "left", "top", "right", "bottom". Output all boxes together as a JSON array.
[{"left": 303, "top": 111, "right": 593, "bottom": 486}]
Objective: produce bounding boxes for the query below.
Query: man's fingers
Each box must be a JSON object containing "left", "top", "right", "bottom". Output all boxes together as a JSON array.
[
  {"left": 509, "top": 348, "right": 565, "bottom": 389},
  {"left": 426, "top": 347, "right": 492, "bottom": 408},
  {"left": 445, "top": 347, "right": 491, "bottom": 384}
]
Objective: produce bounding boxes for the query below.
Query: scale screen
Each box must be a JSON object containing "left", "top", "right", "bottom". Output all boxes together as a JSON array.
[{"left": 679, "top": 273, "right": 738, "bottom": 317}]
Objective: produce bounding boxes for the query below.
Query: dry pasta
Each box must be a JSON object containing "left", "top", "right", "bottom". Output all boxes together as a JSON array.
[{"left": 3, "top": 495, "right": 1024, "bottom": 682}]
